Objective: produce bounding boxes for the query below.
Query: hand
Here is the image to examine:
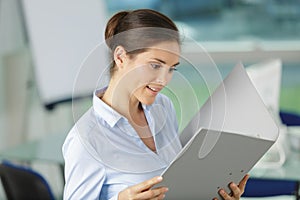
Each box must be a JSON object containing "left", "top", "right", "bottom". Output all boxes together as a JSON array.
[
  {"left": 118, "top": 176, "right": 168, "bottom": 200},
  {"left": 213, "top": 174, "right": 250, "bottom": 200}
]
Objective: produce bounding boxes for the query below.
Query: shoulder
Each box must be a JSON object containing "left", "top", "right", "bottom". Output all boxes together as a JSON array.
[
  {"left": 154, "top": 93, "right": 174, "bottom": 107},
  {"left": 73, "top": 108, "right": 98, "bottom": 134},
  {"left": 154, "top": 93, "right": 177, "bottom": 116},
  {"left": 62, "top": 108, "right": 100, "bottom": 162}
]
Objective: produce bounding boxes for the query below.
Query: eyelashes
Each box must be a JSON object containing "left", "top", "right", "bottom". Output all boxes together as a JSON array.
[
  {"left": 150, "top": 63, "right": 161, "bottom": 69},
  {"left": 150, "top": 63, "right": 177, "bottom": 72}
]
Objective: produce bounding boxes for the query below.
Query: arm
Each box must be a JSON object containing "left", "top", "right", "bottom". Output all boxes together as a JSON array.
[{"left": 63, "top": 130, "right": 106, "bottom": 199}]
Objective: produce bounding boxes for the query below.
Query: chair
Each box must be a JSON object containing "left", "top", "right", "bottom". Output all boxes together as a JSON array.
[
  {"left": 0, "top": 161, "right": 55, "bottom": 200},
  {"left": 280, "top": 111, "right": 300, "bottom": 126},
  {"left": 243, "top": 177, "right": 300, "bottom": 199},
  {"left": 243, "top": 111, "right": 300, "bottom": 199}
]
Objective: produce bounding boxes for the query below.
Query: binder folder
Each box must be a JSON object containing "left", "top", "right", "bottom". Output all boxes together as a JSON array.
[{"left": 156, "top": 63, "right": 279, "bottom": 199}]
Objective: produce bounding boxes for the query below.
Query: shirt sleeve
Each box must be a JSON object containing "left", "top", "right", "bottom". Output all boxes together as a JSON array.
[
  {"left": 62, "top": 129, "right": 106, "bottom": 200},
  {"left": 109, "top": 194, "right": 119, "bottom": 200}
]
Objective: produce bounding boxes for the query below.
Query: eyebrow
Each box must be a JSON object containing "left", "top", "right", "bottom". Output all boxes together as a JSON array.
[{"left": 152, "top": 58, "right": 180, "bottom": 67}]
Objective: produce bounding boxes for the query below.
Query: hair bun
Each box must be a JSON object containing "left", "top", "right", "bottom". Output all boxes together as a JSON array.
[{"left": 105, "top": 11, "right": 129, "bottom": 49}]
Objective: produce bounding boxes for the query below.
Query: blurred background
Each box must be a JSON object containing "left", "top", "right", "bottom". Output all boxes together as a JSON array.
[{"left": 0, "top": 0, "right": 300, "bottom": 199}]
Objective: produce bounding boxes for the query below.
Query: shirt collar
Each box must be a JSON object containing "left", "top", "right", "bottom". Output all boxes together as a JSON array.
[
  {"left": 92, "top": 88, "right": 153, "bottom": 127},
  {"left": 93, "top": 88, "right": 124, "bottom": 127}
]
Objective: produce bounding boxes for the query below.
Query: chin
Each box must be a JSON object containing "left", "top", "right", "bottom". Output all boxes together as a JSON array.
[{"left": 140, "top": 97, "right": 156, "bottom": 106}]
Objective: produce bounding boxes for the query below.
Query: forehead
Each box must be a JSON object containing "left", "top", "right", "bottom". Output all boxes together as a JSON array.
[
  {"left": 148, "top": 41, "right": 180, "bottom": 54},
  {"left": 136, "top": 41, "right": 180, "bottom": 61}
]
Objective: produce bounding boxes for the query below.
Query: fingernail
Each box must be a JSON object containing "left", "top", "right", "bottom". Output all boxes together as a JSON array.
[{"left": 157, "top": 176, "right": 163, "bottom": 181}]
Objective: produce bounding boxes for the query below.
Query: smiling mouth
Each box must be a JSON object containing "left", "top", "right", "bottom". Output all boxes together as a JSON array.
[{"left": 146, "top": 85, "right": 161, "bottom": 93}]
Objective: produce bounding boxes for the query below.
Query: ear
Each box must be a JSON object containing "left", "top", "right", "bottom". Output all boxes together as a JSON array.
[{"left": 113, "top": 46, "right": 127, "bottom": 68}]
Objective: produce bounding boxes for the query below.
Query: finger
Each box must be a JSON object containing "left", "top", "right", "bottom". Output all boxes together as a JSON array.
[
  {"left": 219, "top": 189, "right": 231, "bottom": 200},
  {"left": 136, "top": 187, "right": 168, "bottom": 200},
  {"left": 238, "top": 174, "right": 250, "bottom": 192},
  {"left": 229, "top": 182, "right": 240, "bottom": 198},
  {"left": 150, "top": 192, "right": 166, "bottom": 200},
  {"left": 133, "top": 176, "right": 164, "bottom": 193},
  {"left": 157, "top": 192, "right": 166, "bottom": 200}
]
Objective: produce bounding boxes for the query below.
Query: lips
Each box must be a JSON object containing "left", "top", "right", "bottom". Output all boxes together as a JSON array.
[{"left": 146, "top": 85, "right": 162, "bottom": 93}]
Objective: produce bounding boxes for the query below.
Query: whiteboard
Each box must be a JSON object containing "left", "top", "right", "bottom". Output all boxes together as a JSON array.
[{"left": 21, "top": 0, "right": 109, "bottom": 109}]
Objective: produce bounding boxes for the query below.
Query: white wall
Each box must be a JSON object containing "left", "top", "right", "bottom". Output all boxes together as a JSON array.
[
  {"left": 0, "top": 58, "right": 5, "bottom": 150},
  {"left": 0, "top": 1, "right": 76, "bottom": 198}
]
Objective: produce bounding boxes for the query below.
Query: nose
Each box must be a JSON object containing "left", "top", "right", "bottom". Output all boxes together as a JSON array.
[{"left": 156, "top": 67, "right": 172, "bottom": 85}]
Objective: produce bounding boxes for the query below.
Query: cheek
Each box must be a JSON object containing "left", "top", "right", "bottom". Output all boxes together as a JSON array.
[
  {"left": 166, "top": 72, "right": 174, "bottom": 83},
  {"left": 124, "top": 66, "right": 152, "bottom": 90},
  {"left": 132, "top": 65, "right": 155, "bottom": 83}
]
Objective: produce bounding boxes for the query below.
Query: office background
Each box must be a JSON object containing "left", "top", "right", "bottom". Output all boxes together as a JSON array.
[{"left": 0, "top": 0, "right": 300, "bottom": 199}]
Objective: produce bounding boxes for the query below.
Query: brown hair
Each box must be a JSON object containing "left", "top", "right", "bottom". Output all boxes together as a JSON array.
[{"left": 104, "top": 9, "right": 180, "bottom": 76}]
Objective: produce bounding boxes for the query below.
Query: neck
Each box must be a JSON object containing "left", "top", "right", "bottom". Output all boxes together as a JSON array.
[{"left": 101, "top": 80, "right": 142, "bottom": 120}]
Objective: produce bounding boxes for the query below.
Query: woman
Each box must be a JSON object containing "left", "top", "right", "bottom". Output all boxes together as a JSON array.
[{"left": 62, "top": 9, "right": 248, "bottom": 200}]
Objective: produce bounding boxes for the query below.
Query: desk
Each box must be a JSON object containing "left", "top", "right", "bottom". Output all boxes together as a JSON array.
[
  {"left": 1, "top": 132, "right": 300, "bottom": 181},
  {"left": 247, "top": 151, "right": 300, "bottom": 200},
  {"left": 251, "top": 151, "right": 300, "bottom": 181},
  {"left": 0, "top": 133, "right": 66, "bottom": 164}
]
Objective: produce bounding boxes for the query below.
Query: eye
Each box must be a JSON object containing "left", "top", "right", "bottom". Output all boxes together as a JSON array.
[
  {"left": 150, "top": 63, "right": 162, "bottom": 69},
  {"left": 169, "top": 66, "right": 177, "bottom": 72}
]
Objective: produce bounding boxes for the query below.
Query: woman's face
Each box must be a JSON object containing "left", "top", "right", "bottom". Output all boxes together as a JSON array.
[{"left": 116, "top": 41, "right": 180, "bottom": 106}]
